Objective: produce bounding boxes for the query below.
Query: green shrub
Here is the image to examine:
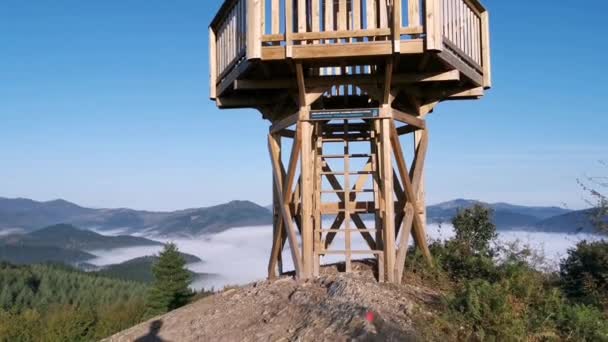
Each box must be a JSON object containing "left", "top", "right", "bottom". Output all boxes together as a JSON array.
[
  {"left": 448, "top": 279, "right": 526, "bottom": 341},
  {"left": 451, "top": 204, "right": 497, "bottom": 255},
  {"left": 560, "top": 240, "right": 608, "bottom": 310},
  {"left": 559, "top": 304, "right": 608, "bottom": 341}
]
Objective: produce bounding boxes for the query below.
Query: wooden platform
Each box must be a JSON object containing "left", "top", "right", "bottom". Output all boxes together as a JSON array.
[{"left": 210, "top": 0, "right": 491, "bottom": 115}]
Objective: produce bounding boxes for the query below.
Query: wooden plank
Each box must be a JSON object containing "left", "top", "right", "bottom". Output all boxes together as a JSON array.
[
  {"left": 209, "top": 27, "right": 217, "bottom": 100},
  {"left": 311, "top": 0, "right": 320, "bottom": 44},
  {"left": 295, "top": 62, "right": 306, "bottom": 106},
  {"left": 338, "top": 0, "right": 347, "bottom": 31},
  {"left": 424, "top": 0, "right": 442, "bottom": 50},
  {"left": 260, "top": 39, "right": 423, "bottom": 60},
  {"left": 379, "top": 0, "right": 388, "bottom": 29},
  {"left": 298, "top": 0, "right": 307, "bottom": 33},
  {"left": 367, "top": 0, "right": 377, "bottom": 29},
  {"left": 300, "top": 119, "right": 314, "bottom": 278},
  {"left": 247, "top": 0, "right": 262, "bottom": 59},
  {"left": 268, "top": 133, "right": 284, "bottom": 278},
  {"left": 268, "top": 133, "right": 303, "bottom": 277},
  {"left": 436, "top": 48, "right": 483, "bottom": 86},
  {"left": 234, "top": 70, "right": 458, "bottom": 90},
  {"left": 394, "top": 202, "right": 414, "bottom": 282},
  {"left": 325, "top": 0, "right": 334, "bottom": 31},
  {"left": 291, "top": 27, "right": 391, "bottom": 40},
  {"left": 408, "top": 0, "right": 420, "bottom": 28},
  {"left": 321, "top": 161, "right": 377, "bottom": 251},
  {"left": 392, "top": 108, "right": 426, "bottom": 129},
  {"left": 393, "top": 0, "right": 402, "bottom": 53},
  {"left": 389, "top": 122, "right": 432, "bottom": 264},
  {"left": 481, "top": 11, "right": 492, "bottom": 88},
  {"left": 286, "top": 0, "right": 294, "bottom": 57},
  {"left": 383, "top": 60, "right": 393, "bottom": 104},
  {"left": 270, "top": 111, "right": 299, "bottom": 133},
  {"left": 412, "top": 128, "right": 428, "bottom": 235},
  {"left": 380, "top": 115, "right": 395, "bottom": 282},
  {"left": 272, "top": 0, "right": 280, "bottom": 34},
  {"left": 353, "top": 0, "right": 361, "bottom": 30}
]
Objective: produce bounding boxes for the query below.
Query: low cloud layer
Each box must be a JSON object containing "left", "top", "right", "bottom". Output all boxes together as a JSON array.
[{"left": 82, "top": 223, "right": 605, "bottom": 291}]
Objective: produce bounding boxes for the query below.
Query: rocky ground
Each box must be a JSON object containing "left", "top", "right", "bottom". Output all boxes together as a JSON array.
[{"left": 105, "top": 261, "right": 443, "bottom": 342}]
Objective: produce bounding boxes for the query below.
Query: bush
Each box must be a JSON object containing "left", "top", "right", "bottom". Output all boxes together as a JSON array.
[
  {"left": 451, "top": 204, "right": 497, "bottom": 255},
  {"left": 448, "top": 279, "right": 526, "bottom": 340},
  {"left": 560, "top": 240, "right": 608, "bottom": 310},
  {"left": 559, "top": 304, "right": 608, "bottom": 341}
]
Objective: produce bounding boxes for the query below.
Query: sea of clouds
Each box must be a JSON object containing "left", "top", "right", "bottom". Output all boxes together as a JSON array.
[{"left": 84, "top": 223, "right": 605, "bottom": 291}]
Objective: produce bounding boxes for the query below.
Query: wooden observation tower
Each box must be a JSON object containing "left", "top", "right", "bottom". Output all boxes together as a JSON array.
[{"left": 209, "top": 0, "right": 491, "bottom": 283}]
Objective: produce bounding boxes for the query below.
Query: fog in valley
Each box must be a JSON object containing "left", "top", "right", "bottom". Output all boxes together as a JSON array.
[{"left": 85, "top": 223, "right": 605, "bottom": 291}]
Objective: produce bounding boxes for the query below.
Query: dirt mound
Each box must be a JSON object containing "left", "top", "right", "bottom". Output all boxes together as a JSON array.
[{"left": 105, "top": 262, "right": 441, "bottom": 342}]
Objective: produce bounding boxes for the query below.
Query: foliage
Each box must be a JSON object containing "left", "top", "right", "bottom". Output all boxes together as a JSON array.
[
  {"left": 409, "top": 205, "right": 608, "bottom": 341},
  {"left": 451, "top": 204, "right": 498, "bottom": 254},
  {"left": 560, "top": 240, "right": 608, "bottom": 310},
  {"left": 0, "top": 262, "right": 148, "bottom": 341},
  {"left": 146, "top": 243, "right": 194, "bottom": 315},
  {"left": 578, "top": 160, "right": 608, "bottom": 233},
  {"left": 95, "top": 253, "right": 202, "bottom": 283},
  {"left": 427, "top": 205, "right": 500, "bottom": 282}
]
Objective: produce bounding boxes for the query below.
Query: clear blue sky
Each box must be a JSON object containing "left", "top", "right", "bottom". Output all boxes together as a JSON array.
[{"left": 0, "top": 0, "right": 606, "bottom": 211}]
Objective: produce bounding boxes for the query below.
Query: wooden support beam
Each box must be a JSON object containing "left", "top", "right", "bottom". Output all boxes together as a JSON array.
[
  {"left": 392, "top": 108, "right": 426, "bottom": 129},
  {"left": 380, "top": 116, "right": 396, "bottom": 283},
  {"left": 233, "top": 71, "right": 459, "bottom": 91},
  {"left": 424, "top": 0, "right": 443, "bottom": 50},
  {"left": 295, "top": 62, "right": 307, "bottom": 107},
  {"left": 395, "top": 203, "right": 415, "bottom": 282},
  {"left": 300, "top": 119, "right": 314, "bottom": 278},
  {"left": 321, "top": 161, "right": 377, "bottom": 251},
  {"left": 389, "top": 122, "right": 432, "bottom": 266},
  {"left": 268, "top": 133, "right": 303, "bottom": 278},
  {"left": 268, "top": 133, "right": 283, "bottom": 279},
  {"left": 270, "top": 111, "right": 299, "bottom": 134},
  {"left": 396, "top": 124, "right": 421, "bottom": 136}
]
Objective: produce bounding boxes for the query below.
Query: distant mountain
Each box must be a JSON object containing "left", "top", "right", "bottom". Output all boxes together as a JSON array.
[
  {"left": 0, "top": 245, "right": 96, "bottom": 265},
  {"left": 0, "top": 198, "right": 272, "bottom": 236},
  {"left": 0, "top": 224, "right": 162, "bottom": 250},
  {"left": 96, "top": 254, "right": 207, "bottom": 283},
  {"left": 151, "top": 201, "right": 273, "bottom": 236},
  {"left": 534, "top": 209, "right": 600, "bottom": 233},
  {"left": 426, "top": 199, "right": 584, "bottom": 232}
]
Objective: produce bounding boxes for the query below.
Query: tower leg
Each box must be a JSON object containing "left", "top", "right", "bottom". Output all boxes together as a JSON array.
[{"left": 380, "top": 110, "right": 396, "bottom": 283}]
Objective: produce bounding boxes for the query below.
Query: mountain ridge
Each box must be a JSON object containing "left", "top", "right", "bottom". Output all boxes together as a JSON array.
[
  {"left": 0, "top": 197, "right": 599, "bottom": 235},
  {"left": 0, "top": 197, "right": 272, "bottom": 236}
]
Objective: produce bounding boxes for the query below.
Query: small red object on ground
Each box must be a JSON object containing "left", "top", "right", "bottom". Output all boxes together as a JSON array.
[{"left": 365, "top": 311, "right": 375, "bottom": 323}]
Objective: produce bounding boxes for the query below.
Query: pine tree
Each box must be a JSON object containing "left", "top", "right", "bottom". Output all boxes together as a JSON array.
[{"left": 146, "top": 243, "right": 193, "bottom": 315}]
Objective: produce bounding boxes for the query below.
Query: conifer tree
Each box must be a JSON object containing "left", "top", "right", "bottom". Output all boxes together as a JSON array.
[{"left": 146, "top": 243, "right": 193, "bottom": 315}]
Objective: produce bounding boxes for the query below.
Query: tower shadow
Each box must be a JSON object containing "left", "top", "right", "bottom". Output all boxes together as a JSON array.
[{"left": 134, "top": 320, "right": 166, "bottom": 342}]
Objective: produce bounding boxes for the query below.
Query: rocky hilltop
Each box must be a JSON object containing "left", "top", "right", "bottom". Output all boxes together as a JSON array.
[{"left": 105, "top": 263, "right": 440, "bottom": 341}]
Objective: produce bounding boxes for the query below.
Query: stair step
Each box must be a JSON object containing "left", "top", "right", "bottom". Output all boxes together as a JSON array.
[
  {"left": 320, "top": 189, "right": 374, "bottom": 193},
  {"left": 318, "top": 250, "right": 383, "bottom": 255}
]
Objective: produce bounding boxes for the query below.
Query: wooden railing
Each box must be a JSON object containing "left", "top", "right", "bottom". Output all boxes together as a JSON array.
[
  {"left": 440, "top": 0, "right": 487, "bottom": 74},
  {"left": 210, "top": 0, "right": 491, "bottom": 95},
  {"left": 212, "top": 0, "right": 248, "bottom": 81},
  {"left": 261, "top": 0, "right": 424, "bottom": 50}
]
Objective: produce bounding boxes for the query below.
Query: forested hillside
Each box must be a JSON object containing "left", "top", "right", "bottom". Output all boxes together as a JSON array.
[{"left": 0, "top": 263, "right": 148, "bottom": 341}]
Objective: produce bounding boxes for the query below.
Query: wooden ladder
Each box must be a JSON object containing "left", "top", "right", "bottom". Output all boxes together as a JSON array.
[{"left": 313, "top": 118, "right": 384, "bottom": 279}]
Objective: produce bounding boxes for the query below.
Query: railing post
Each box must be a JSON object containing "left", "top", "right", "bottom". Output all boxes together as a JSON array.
[
  {"left": 247, "top": 0, "right": 262, "bottom": 60},
  {"left": 209, "top": 27, "right": 217, "bottom": 100},
  {"left": 393, "top": 0, "right": 402, "bottom": 53},
  {"left": 481, "top": 10, "right": 492, "bottom": 88},
  {"left": 425, "top": 0, "right": 443, "bottom": 51},
  {"left": 286, "top": 0, "right": 293, "bottom": 58}
]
